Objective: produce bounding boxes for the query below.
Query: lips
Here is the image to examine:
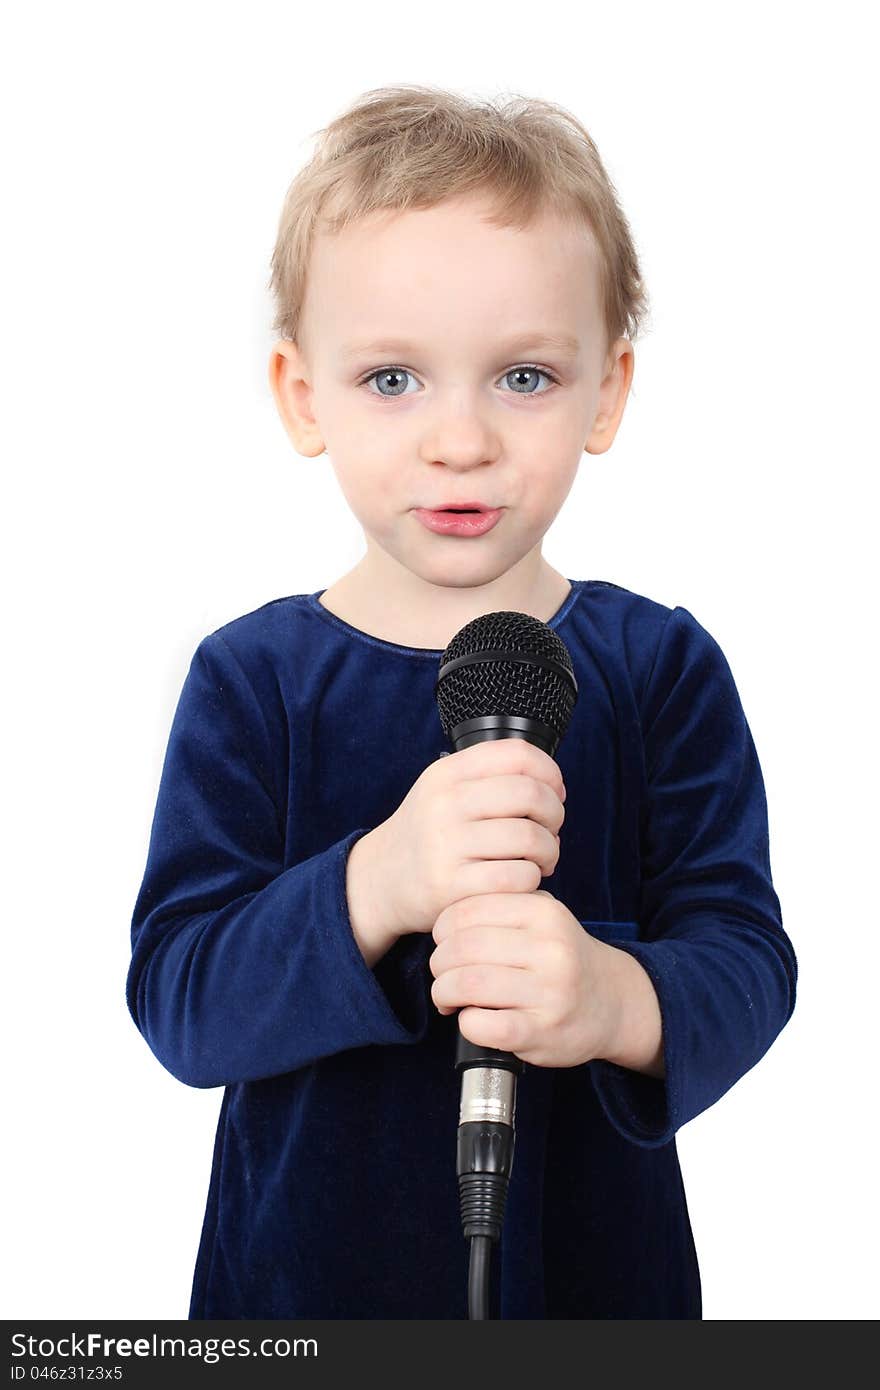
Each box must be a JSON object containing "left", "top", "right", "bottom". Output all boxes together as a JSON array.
[{"left": 413, "top": 507, "right": 504, "bottom": 537}]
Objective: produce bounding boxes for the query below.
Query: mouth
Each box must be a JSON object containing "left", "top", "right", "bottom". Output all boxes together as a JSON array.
[{"left": 412, "top": 505, "right": 504, "bottom": 538}]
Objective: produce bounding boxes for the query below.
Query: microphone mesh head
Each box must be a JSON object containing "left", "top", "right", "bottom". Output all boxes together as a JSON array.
[{"left": 435, "top": 610, "right": 577, "bottom": 742}]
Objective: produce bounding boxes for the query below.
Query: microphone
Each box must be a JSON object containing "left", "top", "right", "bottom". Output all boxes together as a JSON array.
[{"left": 433, "top": 608, "right": 578, "bottom": 1318}]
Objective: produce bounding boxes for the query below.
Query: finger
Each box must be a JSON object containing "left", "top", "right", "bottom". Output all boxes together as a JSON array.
[
  {"left": 450, "top": 856, "right": 544, "bottom": 901},
  {"left": 430, "top": 925, "right": 535, "bottom": 974},
  {"left": 431, "top": 963, "right": 540, "bottom": 1014},
  {"left": 459, "top": 817, "right": 560, "bottom": 878},
  {"left": 459, "top": 774, "right": 565, "bottom": 836},
  {"left": 434, "top": 892, "right": 531, "bottom": 942},
  {"left": 458, "top": 1005, "right": 529, "bottom": 1055},
  {"left": 452, "top": 738, "right": 566, "bottom": 802}
]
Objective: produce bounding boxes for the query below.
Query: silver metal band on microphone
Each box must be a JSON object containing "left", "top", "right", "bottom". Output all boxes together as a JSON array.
[{"left": 458, "top": 1067, "right": 517, "bottom": 1127}]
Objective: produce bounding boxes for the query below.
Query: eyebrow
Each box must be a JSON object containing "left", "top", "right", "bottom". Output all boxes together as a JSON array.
[{"left": 339, "top": 332, "right": 582, "bottom": 361}]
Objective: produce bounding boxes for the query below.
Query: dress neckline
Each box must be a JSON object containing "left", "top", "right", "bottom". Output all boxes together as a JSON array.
[{"left": 303, "top": 579, "right": 584, "bottom": 658}]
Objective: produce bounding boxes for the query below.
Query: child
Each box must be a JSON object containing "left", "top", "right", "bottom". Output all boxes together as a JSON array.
[{"left": 127, "top": 85, "right": 797, "bottom": 1320}]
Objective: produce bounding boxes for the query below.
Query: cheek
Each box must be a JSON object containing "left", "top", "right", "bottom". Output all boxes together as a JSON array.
[
  {"left": 524, "top": 461, "right": 580, "bottom": 520},
  {"left": 327, "top": 459, "right": 405, "bottom": 545},
  {"left": 332, "top": 469, "right": 385, "bottom": 522},
  {"left": 552, "top": 463, "right": 581, "bottom": 505}
]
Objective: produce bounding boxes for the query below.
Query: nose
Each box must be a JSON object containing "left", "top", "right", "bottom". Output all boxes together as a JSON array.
[{"left": 417, "top": 388, "right": 501, "bottom": 470}]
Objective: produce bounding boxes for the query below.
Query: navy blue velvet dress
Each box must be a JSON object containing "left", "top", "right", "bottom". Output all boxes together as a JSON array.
[{"left": 126, "top": 578, "right": 796, "bottom": 1319}]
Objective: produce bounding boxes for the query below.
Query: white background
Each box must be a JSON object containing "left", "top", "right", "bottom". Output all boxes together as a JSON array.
[{"left": 3, "top": 0, "right": 877, "bottom": 1322}]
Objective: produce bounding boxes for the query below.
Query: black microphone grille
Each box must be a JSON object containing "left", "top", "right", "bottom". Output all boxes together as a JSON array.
[{"left": 434, "top": 609, "right": 578, "bottom": 745}]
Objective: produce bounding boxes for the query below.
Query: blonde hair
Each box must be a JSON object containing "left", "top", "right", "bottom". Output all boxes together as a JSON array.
[{"left": 268, "top": 84, "right": 650, "bottom": 364}]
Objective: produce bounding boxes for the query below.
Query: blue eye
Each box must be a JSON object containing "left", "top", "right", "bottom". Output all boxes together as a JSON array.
[
  {"left": 359, "top": 364, "right": 559, "bottom": 399},
  {"left": 361, "top": 367, "right": 419, "bottom": 398},
  {"left": 499, "top": 366, "right": 558, "bottom": 395}
]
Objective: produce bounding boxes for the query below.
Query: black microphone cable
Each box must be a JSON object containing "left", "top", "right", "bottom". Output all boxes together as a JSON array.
[{"left": 434, "top": 609, "right": 578, "bottom": 1319}]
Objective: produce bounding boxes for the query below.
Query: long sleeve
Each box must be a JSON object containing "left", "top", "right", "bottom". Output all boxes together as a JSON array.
[
  {"left": 126, "top": 632, "right": 431, "bottom": 1090},
  {"left": 590, "top": 606, "right": 797, "bottom": 1148}
]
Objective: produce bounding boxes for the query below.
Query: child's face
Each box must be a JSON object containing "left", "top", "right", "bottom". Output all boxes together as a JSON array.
[{"left": 270, "top": 194, "right": 632, "bottom": 591}]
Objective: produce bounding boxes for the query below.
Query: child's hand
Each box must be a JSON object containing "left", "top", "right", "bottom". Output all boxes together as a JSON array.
[
  {"left": 364, "top": 739, "right": 566, "bottom": 938},
  {"left": 428, "top": 889, "right": 621, "bottom": 1069}
]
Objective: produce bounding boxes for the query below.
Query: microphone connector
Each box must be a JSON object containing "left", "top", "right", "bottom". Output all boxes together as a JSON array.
[{"left": 456, "top": 1065, "right": 516, "bottom": 1242}]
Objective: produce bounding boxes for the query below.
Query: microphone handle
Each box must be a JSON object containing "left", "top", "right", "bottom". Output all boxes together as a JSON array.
[
  {"left": 451, "top": 711, "right": 559, "bottom": 1082},
  {"left": 450, "top": 716, "right": 560, "bottom": 1249}
]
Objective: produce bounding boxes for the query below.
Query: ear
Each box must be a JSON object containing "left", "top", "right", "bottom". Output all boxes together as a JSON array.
[
  {"left": 584, "top": 338, "right": 635, "bottom": 456},
  {"left": 268, "top": 339, "right": 326, "bottom": 457}
]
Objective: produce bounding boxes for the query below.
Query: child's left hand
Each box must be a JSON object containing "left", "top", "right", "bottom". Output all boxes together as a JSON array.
[{"left": 429, "top": 889, "right": 621, "bottom": 1069}]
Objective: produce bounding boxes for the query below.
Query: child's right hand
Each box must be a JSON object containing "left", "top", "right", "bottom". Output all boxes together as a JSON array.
[{"left": 361, "top": 739, "right": 567, "bottom": 938}]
